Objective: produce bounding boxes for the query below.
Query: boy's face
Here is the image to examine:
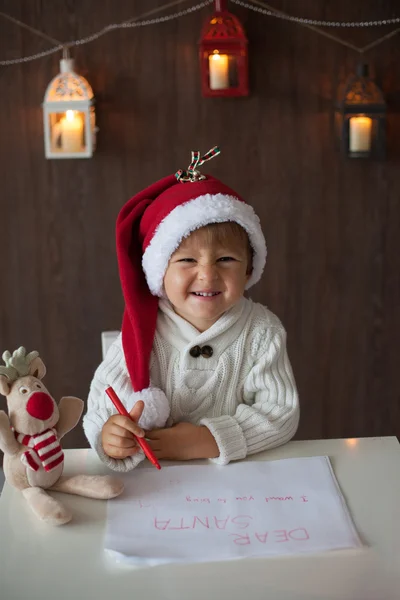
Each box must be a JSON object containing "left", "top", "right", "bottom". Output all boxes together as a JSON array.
[{"left": 163, "top": 230, "right": 250, "bottom": 332}]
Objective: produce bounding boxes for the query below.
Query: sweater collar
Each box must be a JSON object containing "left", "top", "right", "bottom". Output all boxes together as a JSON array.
[{"left": 157, "top": 296, "right": 251, "bottom": 353}]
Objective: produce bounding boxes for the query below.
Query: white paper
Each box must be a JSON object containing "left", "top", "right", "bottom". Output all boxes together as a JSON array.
[{"left": 105, "top": 456, "right": 362, "bottom": 565}]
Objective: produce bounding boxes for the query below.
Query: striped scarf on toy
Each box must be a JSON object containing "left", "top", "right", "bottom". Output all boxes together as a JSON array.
[{"left": 14, "top": 428, "right": 64, "bottom": 472}]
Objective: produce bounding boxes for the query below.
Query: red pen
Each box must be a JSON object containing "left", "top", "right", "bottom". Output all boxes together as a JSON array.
[{"left": 105, "top": 386, "right": 161, "bottom": 470}]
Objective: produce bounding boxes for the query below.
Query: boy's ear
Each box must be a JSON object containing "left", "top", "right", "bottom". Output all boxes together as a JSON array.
[
  {"left": 0, "top": 375, "right": 11, "bottom": 397},
  {"left": 29, "top": 357, "right": 46, "bottom": 380}
]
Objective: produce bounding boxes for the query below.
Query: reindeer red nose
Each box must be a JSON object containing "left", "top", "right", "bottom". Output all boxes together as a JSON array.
[{"left": 26, "top": 392, "right": 54, "bottom": 421}]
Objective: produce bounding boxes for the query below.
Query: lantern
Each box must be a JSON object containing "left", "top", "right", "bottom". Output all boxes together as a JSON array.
[
  {"left": 199, "top": 0, "right": 248, "bottom": 97},
  {"left": 335, "top": 64, "right": 386, "bottom": 159},
  {"left": 43, "top": 55, "right": 96, "bottom": 159}
]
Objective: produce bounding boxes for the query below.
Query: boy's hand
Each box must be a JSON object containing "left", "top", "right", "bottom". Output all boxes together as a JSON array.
[
  {"left": 145, "top": 423, "right": 219, "bottom": 460},
  {"left": 101, "top": 401, "right": 145, "bottom": 459}
]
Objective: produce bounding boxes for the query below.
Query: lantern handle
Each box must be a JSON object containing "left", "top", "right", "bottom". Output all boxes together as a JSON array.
[
  {"left": 215, "top": 0, "right": 227, "bottom": 12},
  {"left": 60, "top": 46, "right": 75, "bottom": 73}
]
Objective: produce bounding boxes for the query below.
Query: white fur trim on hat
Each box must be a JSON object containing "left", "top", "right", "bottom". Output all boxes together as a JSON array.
[{"left": 142, "top": 194, "right": 267, "bottom": 297}]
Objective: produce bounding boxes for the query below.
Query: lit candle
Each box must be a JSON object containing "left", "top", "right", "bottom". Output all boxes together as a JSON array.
[
  {"left": 209, "top": 53, "right": 229, "bottom": 90},
  {"left": 60, "top": 110, "right": 83, "bottom": 152},
  {"left": 349, "top": 116, "right": 372, "bottom": 153}
]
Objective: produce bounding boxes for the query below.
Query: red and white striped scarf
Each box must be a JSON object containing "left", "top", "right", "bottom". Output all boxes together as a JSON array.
[{"left": 14, "top": 428, "right": 64, "bottom": 472}]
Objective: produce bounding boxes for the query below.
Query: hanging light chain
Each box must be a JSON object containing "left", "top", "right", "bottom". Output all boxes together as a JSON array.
[
  {"left": 1, "top": 0, "right": 399, "bottom": 66},
  {"left": 0, "top": 0, "right": 213, "bottom": 66},
  {"left": 231, "top": 0, "right": 400, "bottom": 27},
  {"left": 0, "top": 45, "right": 64, "bottom": 65},
  {"left": 71, "top": 0, "right": 213, "bottom": 47}
]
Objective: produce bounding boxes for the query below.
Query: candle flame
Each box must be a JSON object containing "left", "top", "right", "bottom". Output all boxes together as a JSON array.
[
  {"left": 352, "top": 116, "right": 371, "bottom": 125},
  {"left": 66, "top": 109, "right": 77, "bottom": 121}
]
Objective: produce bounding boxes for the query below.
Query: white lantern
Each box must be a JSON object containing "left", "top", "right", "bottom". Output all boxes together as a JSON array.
[{"left": 43, "top": 57, "right": 96, "bottom": 159}]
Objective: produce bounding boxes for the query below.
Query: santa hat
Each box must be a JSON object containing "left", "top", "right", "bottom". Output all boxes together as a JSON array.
[{"left": 116, "top": 148, "right": 267, "bottom": 420}]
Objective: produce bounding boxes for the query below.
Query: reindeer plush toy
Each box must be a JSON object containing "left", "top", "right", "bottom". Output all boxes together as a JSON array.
[{"left": 0, "top": 347, "right": 124, "bottom": 525}]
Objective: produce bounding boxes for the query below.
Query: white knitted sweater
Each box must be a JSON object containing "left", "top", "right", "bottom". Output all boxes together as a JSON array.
[{"left": 83, "top": 297, "right": 299, "bottom": 471}]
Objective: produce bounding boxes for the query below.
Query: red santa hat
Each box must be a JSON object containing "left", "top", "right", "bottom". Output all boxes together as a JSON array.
[{"left": 116, "top": 148, "right": 267, "bottom": 417}]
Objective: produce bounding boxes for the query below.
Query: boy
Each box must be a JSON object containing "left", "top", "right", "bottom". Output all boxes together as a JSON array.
[{"left": 83, "top": 148, "right": 299, "bottom": 471}]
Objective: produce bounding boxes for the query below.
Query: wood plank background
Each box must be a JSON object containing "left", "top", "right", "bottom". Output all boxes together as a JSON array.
[{"left": 0, "top": 0, "right": 399, "bottom": 449}]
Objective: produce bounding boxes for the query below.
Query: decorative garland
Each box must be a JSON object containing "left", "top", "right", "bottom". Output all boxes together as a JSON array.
[{"left": 0, "top": 0, "right": 399, "bottom": 66}]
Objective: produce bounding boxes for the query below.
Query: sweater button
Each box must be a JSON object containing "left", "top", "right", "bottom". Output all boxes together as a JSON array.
[
  {"left": 189, "top": 345, "right": 201, "bottom": 358},
  {"left": 201, "top": 345, "right": 213, "bottom": 358}
]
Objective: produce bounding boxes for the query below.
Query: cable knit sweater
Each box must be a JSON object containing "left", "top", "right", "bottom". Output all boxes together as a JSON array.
[{"left": 83, "top": 297, "right": 299, "bottom": 471}]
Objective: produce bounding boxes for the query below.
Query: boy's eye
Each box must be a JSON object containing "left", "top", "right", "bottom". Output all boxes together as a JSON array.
[
  {"left": 218, "top": 257, "right": 235, "bottom": 262},
  {"left": 178, "top": 258, "right": 196, "bottom": 263}
]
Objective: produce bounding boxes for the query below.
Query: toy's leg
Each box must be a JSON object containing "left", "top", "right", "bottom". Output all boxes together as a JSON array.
[
  {"left": 50, "top": 475, "right": 124, "bottom": 499},
  {"left": 22, "top": 487, "right": 72, "bottom": 525}
]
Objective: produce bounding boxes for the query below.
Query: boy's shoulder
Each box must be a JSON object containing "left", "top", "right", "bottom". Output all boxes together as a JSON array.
[
  {"left": 244, "top": 299, "right": 286, "bottom": 358},
  {"left": 246, "top": 299, "right": 285, "bottom": 332},
  {"left": 101, "top": 331, "right": 123, "bottom": 363}
]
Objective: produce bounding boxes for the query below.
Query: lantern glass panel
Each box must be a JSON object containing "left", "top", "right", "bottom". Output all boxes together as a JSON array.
[
  {"left": 48, "top": 110, "right": 86, "bottom": 155},
  {"left": 207, "top": 51, "right": 238, "bottom": 90},
  {"left": 347, "top": 115, "right": 373, "bottom": 156}
]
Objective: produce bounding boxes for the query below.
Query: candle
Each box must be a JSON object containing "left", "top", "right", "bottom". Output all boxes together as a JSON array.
[
  {"left": 349, "top": 116, "right": 372, "bottom": 153},
  {"left": 60, "top": 110, "right": 83, "bottom": 152},
  {"left": 209, "top": 53, "right": 229, "bottom": 90}
]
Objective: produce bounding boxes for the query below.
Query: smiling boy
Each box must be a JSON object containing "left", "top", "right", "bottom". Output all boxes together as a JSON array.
[{"left": 83, "top": 149, "right": 299, "bottom": 471}]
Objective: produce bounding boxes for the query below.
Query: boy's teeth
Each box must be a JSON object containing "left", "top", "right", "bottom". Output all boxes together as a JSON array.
[{"left": 193, "top": 292, "right": 219, "bottom": 297}]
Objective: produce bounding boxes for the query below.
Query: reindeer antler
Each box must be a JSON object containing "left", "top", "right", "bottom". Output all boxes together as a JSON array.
[{"left": 0, "top": 347, "right": 39, "bottom": 382}]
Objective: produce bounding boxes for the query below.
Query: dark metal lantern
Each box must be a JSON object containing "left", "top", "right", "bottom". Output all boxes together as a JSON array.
[{"left": 335, "top": 64, "right": 386, "bottom": 159}]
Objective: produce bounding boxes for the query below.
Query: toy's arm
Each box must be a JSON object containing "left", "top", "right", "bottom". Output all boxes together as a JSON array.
[
  {"left": 56, "top": 397, "right": 84, "bottom": 439},
  {"left": 0, "top": 411, "right": 20, "bottom": 456}
]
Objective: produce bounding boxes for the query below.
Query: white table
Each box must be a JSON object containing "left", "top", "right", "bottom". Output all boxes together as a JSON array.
[{"left": 0, "top": 437, "right": 399, "bottom": 600}]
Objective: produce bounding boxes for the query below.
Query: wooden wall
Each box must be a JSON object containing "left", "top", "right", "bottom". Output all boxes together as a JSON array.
[{"left": 0, "top": 0, "right": 399, "bottom": 449}]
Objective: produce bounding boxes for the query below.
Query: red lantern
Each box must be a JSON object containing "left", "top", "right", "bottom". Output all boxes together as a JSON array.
[{"left": 199, "top": 0, "right": 249, "bottom": 97}]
